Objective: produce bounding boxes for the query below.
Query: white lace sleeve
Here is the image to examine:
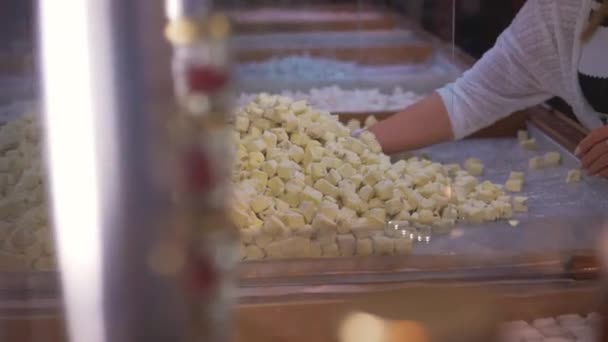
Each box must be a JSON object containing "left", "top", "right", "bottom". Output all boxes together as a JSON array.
[{"left": 437, "top": 0, "right": 558, "bottom": 139}]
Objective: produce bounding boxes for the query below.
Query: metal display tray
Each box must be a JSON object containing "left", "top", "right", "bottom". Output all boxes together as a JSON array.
[
  {"left": 1, "top": 107, "right": 604, "bottom": 291},
  {"left": 239, "top": 122, "right": 608, "bottom": 286},
  {"left": 411, "top": 123, "right": 608, "bottom": 257}
]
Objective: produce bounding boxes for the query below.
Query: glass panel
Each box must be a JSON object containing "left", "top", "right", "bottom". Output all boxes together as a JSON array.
[
  {"left": 1, "top": 1, "right": 65, "bottom": 341},
  {"left": 223, "top": 0, "right": 606, "bottom": 288}
]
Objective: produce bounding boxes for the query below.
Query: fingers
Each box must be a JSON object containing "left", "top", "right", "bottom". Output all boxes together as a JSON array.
[
  {"left": 598, "top": 167, "right": 608, "bottom": 179},
  {"left": 581, "top": 140, "right": 608, "bottom": 169},
  {"left": 576, "top": 126, "right": 608, "bottom": 156},
  {"left": 587, "top": 153, "right": 608, "bottom": 175},
  {"left": 577, "top": 127, "right": 608, "bottom": 178}
]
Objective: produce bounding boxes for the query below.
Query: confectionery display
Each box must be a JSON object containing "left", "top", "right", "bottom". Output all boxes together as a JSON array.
[
  {"left": 2, "top": 4, "right": 606, "bottom": 342},
  {"left": 231, "top": 94, "right": 519, "bottom": 259},
  {"left": 499, "top": 313, "right": 599, "bottom": 342}
]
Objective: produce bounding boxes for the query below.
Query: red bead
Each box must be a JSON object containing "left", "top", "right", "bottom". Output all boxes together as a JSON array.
[
  {"left": 183, "top": 148, "right": 215, "bottom": 192},
  {"left": 186, "top": 255, "right": 218, "bottom": 293},
  {"left": 187, "top": 66, "right": 228, "bottom": 93}
]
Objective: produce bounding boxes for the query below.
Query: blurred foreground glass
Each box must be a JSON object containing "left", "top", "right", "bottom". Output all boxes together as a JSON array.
[{"left": 39, "top": 0, "right": 236, "bottom": 341}]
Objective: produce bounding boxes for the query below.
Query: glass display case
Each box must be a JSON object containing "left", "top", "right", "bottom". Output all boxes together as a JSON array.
[{"left": 1, "top": 0, "right": 606, "bottom": 341}]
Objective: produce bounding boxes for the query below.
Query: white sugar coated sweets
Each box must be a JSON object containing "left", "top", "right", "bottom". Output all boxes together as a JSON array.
[
  {"left": 0, "top": 112, "right": 54, "bottom": 271},
  {"left": 364, "top": 115, "right": 378, "bottom": 128},
  {"left": 238, "top": 85, "right": 423, "bottom": 113},
  {"left": 566, "top": 169, "right": 582, "bottom": 183},
  {"left": 356, "top": 238, "right": 373, "bottom": 256},
  {"left": 371, "top": 235, "right": 394, "bottom": 255},
  {"left": 464, "top": 158, "right": 484, "bottom": 176},
  {"left": 543, "top": 151, "right": 562, "bottom": 166},
  {"left": 520, "top": 138, "right": 538, "bottom": 150},
  {"left": 513, "top": 196, "right": 529, "bottom": 212},
  {"left": 244, "top": 245, "right": 265, "bottom": 260},
  {"left": 346, "top": 119, "right": 361, "bottom": 132},
  {"left": 231, "top": 94, "right": 518, "bottom": 260},
  {"left": 337, "top": 234, "right": 356, "bottom": 256},
  {"left": 505, "top": 179, "right": 523, "bottom": 192},
  {"left": 508, "top": 220, "right": 520, "bottom": 227},
  {"left": 509, "top": 171, "right": 525, "bottom": 180},
  {"left": 529, "top": 156, "right": 544, "bottom": 170},
  {"left": 502, "top": 315, "right": 597, "bottom": 342}
]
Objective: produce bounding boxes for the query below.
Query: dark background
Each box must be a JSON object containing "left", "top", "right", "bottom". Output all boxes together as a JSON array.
[
  {"left": 8, "top": 1, "right": 574, "bottom": 116},
  {"left": 1, "top": 0, "right": 521, "bottom": 64}
]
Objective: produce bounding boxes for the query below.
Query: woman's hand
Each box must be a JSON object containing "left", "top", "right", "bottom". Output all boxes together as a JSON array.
[{"left": 575, "top": 126, "right": 608, "bottom": 177}]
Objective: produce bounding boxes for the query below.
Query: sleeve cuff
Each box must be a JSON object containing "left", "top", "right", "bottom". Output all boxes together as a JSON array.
[{"left": 436, "top": 84, "right": 467, "bottom": 140}]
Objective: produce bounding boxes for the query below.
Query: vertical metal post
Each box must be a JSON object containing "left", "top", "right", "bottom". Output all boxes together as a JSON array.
[
  {"left": 40, "top": 0, "right": 236, "bottom": 340},
  {"left": 39, "top": 0, "right": 186, "bottom": 341}
]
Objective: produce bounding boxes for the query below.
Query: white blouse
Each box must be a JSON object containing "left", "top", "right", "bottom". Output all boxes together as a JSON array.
[{"left": 437, "top": 0, "right": 606, "bottom": 140}]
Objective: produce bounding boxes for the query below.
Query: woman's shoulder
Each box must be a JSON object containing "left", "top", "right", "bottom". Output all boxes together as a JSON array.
[
  {"left": 510, "top": 0, "right": 584, "bottom": 45},
  {"left": 528, "top": 0, "right": 585, "bottom": 27}
]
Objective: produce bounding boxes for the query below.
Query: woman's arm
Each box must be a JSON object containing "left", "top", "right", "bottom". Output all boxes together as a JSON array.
[
  {"left": 368, "top": 92, "right": 453, "bottom": 155},
  {"left": 369, "top": 0, "right": 558, "bottom": 153}
]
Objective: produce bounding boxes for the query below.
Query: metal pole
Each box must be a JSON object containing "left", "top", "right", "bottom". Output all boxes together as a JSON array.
[{"left": 39, "top": 0, "right": 187, "bottom": 341}]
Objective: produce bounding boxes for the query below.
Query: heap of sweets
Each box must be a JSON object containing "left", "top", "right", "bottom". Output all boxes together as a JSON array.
[
  {"left": 236, "top": 56, "right": 358, "bottom": 81},
  {"left": 0, "top": 112, "right": 55, "bottom": 270},
  {"left": 230, "top": 94, "right": 520, "bottom": 260},
  {"left": 237, "top": 86, "right": 422, "bottom": 113}
]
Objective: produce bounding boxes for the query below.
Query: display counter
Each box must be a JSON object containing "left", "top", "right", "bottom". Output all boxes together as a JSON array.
[
  {"left": 0, "top": 279, "right": 601, "bottom": 342},
  {"left": 1, "top": 3, "right": 607, "bottom": 341},
  {"left": 0, "top": 105, "right": 603, "bottom": 341}
]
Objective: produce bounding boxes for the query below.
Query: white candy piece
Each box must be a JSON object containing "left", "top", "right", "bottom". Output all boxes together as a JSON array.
[
  {"left": 505, "top": 179, "right": 523, "bottom": 193},
  {"left": 520, "top": 138, "right": 538, "bottom": 150},
  {"left": 509, "top": 171, "right": 525, "bottom": 181},
  {"left": 566, "top": 169, "right": 582, "bottom": 183},
  {"left": 356, "top": 238, "right": 373, "bottom": 256},
  {"left": 337, "top": 234, "right": 356, "bottom": 256},
  {"left": 251, "top": 195, "right": 273, "bottom": 213},
  {"left": 371, "top": 235, "right": 394, "bottom": 255},
  {"left": 244, "top": 245, "right": 265, "bottom": 260},
  {"left": 363, "top": 116, "right": 378, "bottom": 128},
  {"left": 529, "top": 156, "right": 544, "bottom": 170},
  {"left": 513, "top": 196, "right": 529, "bottom": 213},
  {"left": 322, "top": 243, "right": 340, "bottom": 257},
  {"left": 239, "top": 86, "right": 422, "bottom": 113},
  {"left": 508, "top": 220, "right": 520, "bottom": 227},
  {"left": 346, "top": 119, "right": 361, "bottom": 132},
  {"left": 464, "top": 158, "right": 484, "bottom": 176},
  {"left": 0, "top": 115, "right": 55, "bottom": 270},
  {"left": 543, "top": 151, "right": 562, "bottom": 166}
]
